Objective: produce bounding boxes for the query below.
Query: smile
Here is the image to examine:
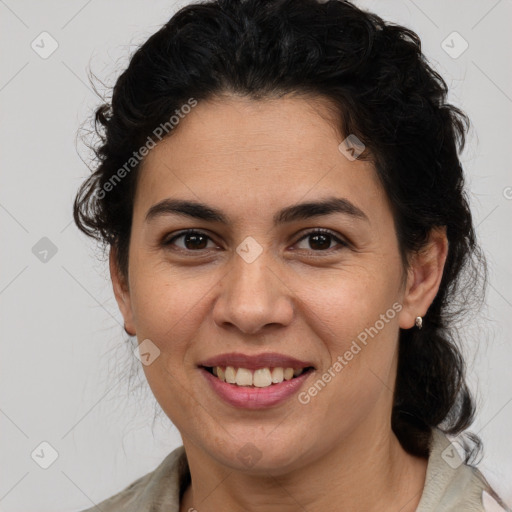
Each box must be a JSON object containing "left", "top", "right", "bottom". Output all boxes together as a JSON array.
[
  {"left": 199, "top": 366, "right": 315, "bottom": 409},
  {"left": 202, "top": 365, "right": 314, "bottom": 388}
]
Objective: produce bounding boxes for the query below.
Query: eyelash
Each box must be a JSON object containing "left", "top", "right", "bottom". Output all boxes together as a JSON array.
[{"left": 162, "top": 228, "right": 349, "bottom": 254}]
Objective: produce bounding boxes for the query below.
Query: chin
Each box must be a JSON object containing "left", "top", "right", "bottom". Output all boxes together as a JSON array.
[{"left": 206, "top": 431, "right": 312, "bottom": 475}]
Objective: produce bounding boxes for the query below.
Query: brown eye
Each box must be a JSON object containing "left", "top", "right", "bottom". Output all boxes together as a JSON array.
[
  {"left": 295, "top": 229, "right": 348, "bottom": 252},
  {"left": 163, "top": 230, "right": 216, "bottom": 251}
]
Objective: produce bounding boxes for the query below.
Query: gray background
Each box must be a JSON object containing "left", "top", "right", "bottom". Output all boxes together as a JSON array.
[{"left": 1, "top": 0, "right": 511, "bottom": 510}]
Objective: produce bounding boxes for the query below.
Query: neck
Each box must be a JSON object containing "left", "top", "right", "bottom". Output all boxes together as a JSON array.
[{"left": 180, "top": 423, "right": 428, "bottom": 512}]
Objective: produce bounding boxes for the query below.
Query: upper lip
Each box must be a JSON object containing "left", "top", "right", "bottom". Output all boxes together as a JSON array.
[{"left": 198, "top": 352, "right": 315, "bottom": 370}]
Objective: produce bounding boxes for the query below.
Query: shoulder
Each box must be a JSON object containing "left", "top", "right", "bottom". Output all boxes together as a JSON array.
[
  {"left": 416, "top": 428, "right": 510, "bottom": 512},
  {"left": 75, "top": 445, "right": 188, "bottom": 512}
]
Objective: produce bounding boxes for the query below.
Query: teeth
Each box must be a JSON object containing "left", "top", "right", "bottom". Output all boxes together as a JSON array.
[
  {"left": 253, "top": 368, "right": 272, "bottom": 387},
  {"left": 271, "top": 367, "right": 283, "bottom": 383},
  {"left": 225, "top": 366, "right": 236, "bottom": 384},
  {"left": 211, "top": 366, "right": 308, "bottom": 388},
  {"left": 235, "top": 368, "right": 253, "bottom": 386}
]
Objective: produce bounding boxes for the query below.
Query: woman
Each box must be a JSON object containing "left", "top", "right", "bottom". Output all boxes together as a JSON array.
[{"left": 73, "top": 0, "right": 509, "bottom": 510}]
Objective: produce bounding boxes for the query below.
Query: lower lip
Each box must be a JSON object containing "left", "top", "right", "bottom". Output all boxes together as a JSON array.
[{"left": 200, "top": 367, "right": 313, "bottom": 409}]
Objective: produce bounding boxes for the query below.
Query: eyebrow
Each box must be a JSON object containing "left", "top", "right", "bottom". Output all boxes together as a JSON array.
[{"left": 145, "top": 196, "right": 369, "bottom": 225}]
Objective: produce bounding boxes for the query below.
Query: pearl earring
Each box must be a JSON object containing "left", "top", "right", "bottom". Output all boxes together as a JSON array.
[{"left": 415, "top": 316, "right": 423, "bottom": 329}]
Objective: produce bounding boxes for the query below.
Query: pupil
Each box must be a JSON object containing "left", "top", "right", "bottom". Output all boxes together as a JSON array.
[
  {"left": 185, "top": 233, "right": 207, "bottom": 250},
  {"left": 310, "top": 233, "right": 330, "bottom": 250}
]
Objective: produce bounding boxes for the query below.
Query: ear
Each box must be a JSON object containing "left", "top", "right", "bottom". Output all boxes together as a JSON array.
[
  {"left": 398, "top": 226, "right": 448, "bottom": 329},
  {"left": 109, "top": 246, "right": 136, "bottom": 336}
]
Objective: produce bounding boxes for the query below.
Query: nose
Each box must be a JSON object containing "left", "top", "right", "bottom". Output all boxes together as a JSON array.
[{"left": 212, "top": 246, "right": 294, "bottom": 336}]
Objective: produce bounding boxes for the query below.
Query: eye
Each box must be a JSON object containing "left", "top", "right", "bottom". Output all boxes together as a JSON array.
[
  {"left": 161, "top": 228, "right": 349, "bottom": 254},
  {"left": 162, "top": 229, "right": 218, "bottom": 251},
  {"left": 294, "top": 229, "right": 348, "bottom": 252}
]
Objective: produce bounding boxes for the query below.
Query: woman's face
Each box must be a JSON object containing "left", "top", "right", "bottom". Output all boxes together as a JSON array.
[{"left": 112, "top": 94, "right": 433, "bottom": 474}]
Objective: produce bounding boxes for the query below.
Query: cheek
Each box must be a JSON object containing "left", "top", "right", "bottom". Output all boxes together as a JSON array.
[
  {"left": 130, "top": 269, "right": 219, "bottom": 427},
  {"left": 295, "top": 276, "right": 401, "bottom": 434},
  {"left": 297, "top": 261, "right": 401, "bottom": 341},
  {"left": 130, "top": 258, "right": 218, "bottom": 335},
  {"left": 294, "top": 265, "right": 401, "bottom": 402},
  {"left": 127, "top": 263, "right": 225, "bottom": 393}
]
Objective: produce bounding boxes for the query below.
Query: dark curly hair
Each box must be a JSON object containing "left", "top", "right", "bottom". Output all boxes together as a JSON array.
[{"left": 73, "top": 0, "right": 488, "bottom": 460}]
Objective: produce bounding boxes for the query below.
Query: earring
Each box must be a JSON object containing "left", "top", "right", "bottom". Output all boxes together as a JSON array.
[{"left": 415, "top": 316, "right": 423, "bottom": 329}]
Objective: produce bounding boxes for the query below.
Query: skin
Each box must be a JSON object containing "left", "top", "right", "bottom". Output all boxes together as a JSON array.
[{"left": 111, "top": 93, "right": 448, "bottom": 512}]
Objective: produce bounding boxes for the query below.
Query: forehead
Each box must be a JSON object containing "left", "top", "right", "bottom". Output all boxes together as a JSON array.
[{"left": 134, "top": 94, "right": 386, "bottom": 222}]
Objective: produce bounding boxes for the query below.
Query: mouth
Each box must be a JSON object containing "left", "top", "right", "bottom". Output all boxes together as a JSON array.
[
  {"left": 200, "top": 365, "right": 315, "bottom": 388},
  {"left": 197, "top": 352, "right": 316, "bottom": 408}
]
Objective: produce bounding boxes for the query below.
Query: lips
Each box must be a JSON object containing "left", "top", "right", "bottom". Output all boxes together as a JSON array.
[
  {"left": 198, "top": 352, "right": 315, "bottom": 370},
  {"left": 200, "top": 364, "right": 314, "bottom": 409},
  {"left": 197, "top": 351, "right": 316, "bottom": 408}
]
